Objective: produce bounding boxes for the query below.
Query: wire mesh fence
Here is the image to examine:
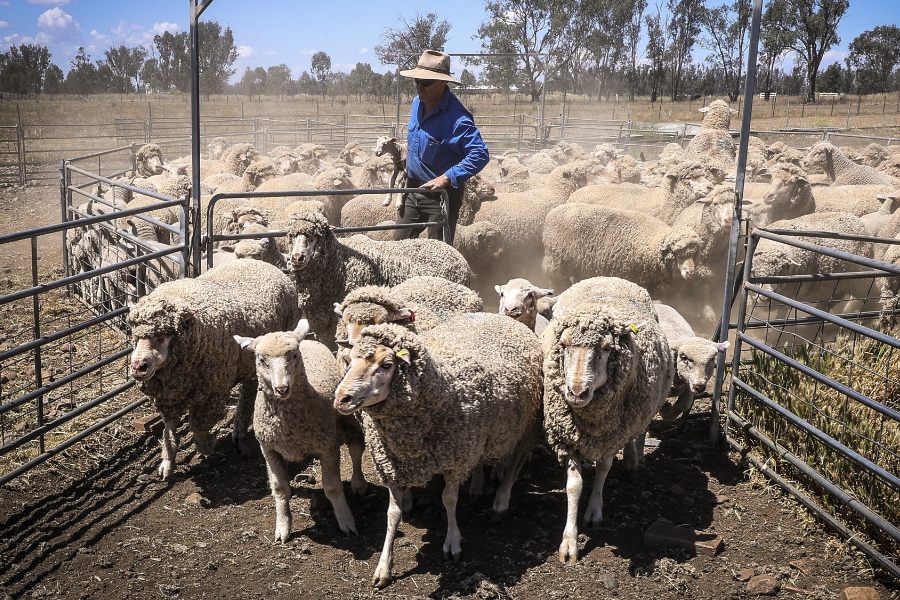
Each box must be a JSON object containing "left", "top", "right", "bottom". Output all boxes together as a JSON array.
[{"left": 725, "top": 227, "right": 900, "bottom": 579}]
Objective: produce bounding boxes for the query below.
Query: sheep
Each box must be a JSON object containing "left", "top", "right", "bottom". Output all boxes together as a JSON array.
[
  {"left": 267, "top": 146, "right": 301, "bottom": 176},
  {"left": 592, "top": 143, "right": 618, "bottom": 165},
  {"left": 253, "top": 168, "right": 354, "bottom": 226},
  {"left": 207, "top": 137, "right": 229, "bottom": 161},
  {"left": 333, "top": 314, "right": 543, "bottom": 586},
  {"left": 220, "top": 143, "right": 260, "bottom": 176},
  {"left": 352, "top": 155, "right": 394, "bottom": 190},
  {"left": 804, "top": 142, "right": 893, "bottom": 186},
  {"left": 542, "top": 294, "right": 673, "bottom": 563},
  {"left": 606, "top": 155, "right": 642, "bottom": 184},
  {"left": 495, "top": 278, "right": 554, "bottom": 335},
  {"left": 653, "top": 303, "right": 728, "bottom": 427},
  {"left": 812, "top": 184, "right": 895, "bottom": 217},
  {"left": 135, "top": 143, "right": 164, "bottom": 177},
  {"left": 497, "top": 160, "right": 530, "bottom": 192},
  {"left": 212, "top": 160, "right": 277, "bottom": 195},
  {"left": 334, "top": 276, "right": 483, "bottom": 346},
  {"left": 338, "top": 141, "right": 370, "bottom": 167},
  {"left": 373, "top": 136, "right": 408, "bottom": 208},
  {"left": 453, "top": 221, "right": 504, "bottom": 275},
  {"left": 878, "top": 155, "right": 900, "bottom": 180},
  {"left": 861, "top": 192, "right": 900, "bottom": 236},
  {"left": 255, "top": 172, "right": 316, "bottom": 193},
  {"left": 542, "top": 203, "right": 701, "bottom": 301},
  {"left": 526, "top": 151, "right": 557, "bottom": 174},
  {"left": 750, "top": 212, "right": 875, "bottom": 315},
  {"left": 550, "top": 276, "right": 656, "bottom": 320},
  {"left": 457, "top": 174, "right": 496, "bottom": 226},
  {"left": 286, "top": 211, "right": 472, "bottom": 346},
  {"left": 758, "top": 164, "right": 816, "bottom": 226},
  {"left": 853, "top": 143, "right": 891, "bottom": 168},
  {"left": 683, "top": 99, "right": 737, "bottom": 167},
  {"left": 234, "top": 319, "right": 365, "bottom": 540},
  {"left": 126, "top": 259, "right": 303, "bottom": 479},
  {"left": 220, "top": 223, "right": 287, "bottom": 269}
]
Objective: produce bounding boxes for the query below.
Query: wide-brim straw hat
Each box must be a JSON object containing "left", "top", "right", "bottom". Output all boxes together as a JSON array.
[{"left": 400, "top": 50, "right": 460, "bottom": 84}]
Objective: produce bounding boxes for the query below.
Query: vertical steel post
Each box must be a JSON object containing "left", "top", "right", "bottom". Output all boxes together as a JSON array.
[
  {"left": 539, "top": 60, "right": 547, "bottom": 150},
  {"left": 395, "top": 52, "right": 402, "bottom": 132},
  {"left": 189, "top": 0, "right": 203, "bottom": 277},
  {"left": 710, "top": 0, "right": 763, "bottom": 447},
  {"left": 31, "top": 235, "right": 44, "bottom": 453}
]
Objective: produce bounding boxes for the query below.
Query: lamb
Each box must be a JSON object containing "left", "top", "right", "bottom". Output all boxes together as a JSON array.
[
  {"left": 373, "top": 136, "right": 408, "bottom": 208},
  {"left": 653, "top": 303, "right": 728, "bottom": 426},
  {"left": 351, "top": 155, "right": 394, "bottom": 190},
  {"left": 234, "top": 319, "right": 366, "bottom": 541},
  {"left": 135, "top": 143, "right": 165, "bottom": 177},
  {"left": 286, "top": 211, "right": 472, "bottom": 346},
  {"left": 542, "top": 292, "right": 673, "bottom": 563},
  {"left": 542, "top": 203, "right": 701, "bottom": 300},
  {"left": 861, "top": 192, "right": 900, "bottom": 236},
  {"left": 591, "top": 144, "right": 618, "bottom": 165},
  {"left": 126, "top": 259, "right": 303, "bottom": 479},
  {"left": 804, "top": 142, "right": 893, "bottom": 186},
  {"left": 333, "top": 314, "right": 543, "bottom": 587},
  {"left": 495, "top": 278, "right": 554, "bottom": 335}
]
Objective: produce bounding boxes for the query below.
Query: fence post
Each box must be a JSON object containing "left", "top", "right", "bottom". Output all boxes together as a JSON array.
[
  {"left": 146, "top": 119, "right": 152, "bottom": 144},
  {"left": 17, "top": 122, "right": 25, "bottom": 186},
  {"left": 786, "top": 101, "right": 790, "bottom": 128},
  {"left": 307, "top": 118, "right": 311, "bottom": 143},
  {"left": 846, "top": 102, "right": 851, "bottom": 129},
  {"left": 517, "top": 113, "right": 523, "bottom": 152}
]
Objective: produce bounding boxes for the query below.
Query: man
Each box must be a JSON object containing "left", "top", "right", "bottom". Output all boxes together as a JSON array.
[{"left": 394, "top": 50, "right": 489, "bottom": 242}]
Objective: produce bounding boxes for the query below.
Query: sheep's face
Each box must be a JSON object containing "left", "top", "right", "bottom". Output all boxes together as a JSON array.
[
  {"left": 559, "top": 327, "right": 613, "bottom": 407},
  {"left": 763, "top": 173, "right": 802, "bottom": 206},
  {"left": 685, "top": 173, "right": 715, "bottom": 201},
  {"left": 496, "top": 280, "right": 553, "bottom": 329},
  {"left": 710, "top": 194, "right": 734, "bottom": 228},
  {"left": 208, "top": 140, "right": 229, "bottom": 161},
  {"left": 803, "top": 144, "right": 830, "bottom": 170},
  {"left": 334, "top": 345, "right": 405, "bottom": 414},
  {"left": 336, "top": 302, "right": 412, "bottom": 346},
  {"left": 232, "top": 238, "right": 269, "bottom": 262},
  {"left": 288, "top": 230, "right": 320, "bottom": 271},
  {"left": 130, "top": 332, "right": 175, "bottom": 381},
  {"left": 472, "top": 178, "right": 496, "bottom": 200},
  {"left": 372, "top": 136, "right": 394, "bottom": 157},
  {"left": 235, "top": 321, "right": 309, "bottom": 400},
  {"left": 676, "top": 339, "right": 728, "bottom": 395}
]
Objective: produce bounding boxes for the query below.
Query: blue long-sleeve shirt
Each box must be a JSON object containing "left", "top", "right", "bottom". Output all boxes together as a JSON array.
[{"left": 406, "top": 88, "right": 489, "bottom": 188}]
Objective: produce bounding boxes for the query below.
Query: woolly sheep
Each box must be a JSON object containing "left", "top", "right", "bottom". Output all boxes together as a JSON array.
[
  {"left": 592, "top": 144, "right": 618, "bottom": 165},
  {"left": 127, "top": 259, "right": 303, "bottom": 479},
  {"left": 854, "top": 143, "right": 891, "bottom": 168},
  {"left": 234, "top": 319, "right": 366, "bottom": 540},
  {"left": 135, "top": 143, "right": 164, "bottom": 178},
  {"left": 254, "top": 168, "right": 354, "bottom": 226},
  {"left": 220, "top": 143, "right": 260, "bottom": 177},
  {"left": 338, "top": 141, "right": 370, "bottom": 167},
  {"left": 495, "top": 278, "right": 554, "bottom": 335},
  {"left": 213, "top": 160, "right": 277, "bottom": 195},
  {"left": 860, "top": 192, "right": 900, "bottom": 236},
  {"left": 207, "top": 137, "right": 229, "bottom": 161},
  {"left": 352, "top": 154, "right": 394, "bottom": 190},
  {"left": 453, "top": 221, "right": 504, "bottom": 275},
  {"left": 526, "top": 151, "right": 558, "bottom": 174},
  {"left": 606, "top": 155, "right": 642, "bottom": 184},
  {"left": 542, "top": 294, "right": 673, "bottom": 563},
  {"left": 812, "top": 184, "right": 894, "bottom": 217},
  {"left": 286, "top": 212, "right": 472, "bottom": 346},
  {"left": 334, "top": 314, "right": 543, "bottom": 586},
  {"left": 542, "top": 203, "right": 701, "bottom": 300},
  {"left": 496, "top": 160, "right": 530, "bottom": 193},
  {"left": 804, "top": 142, "right": 893, "bottom": 186},
  {"left": 683, "top": 100, "right": 737, "bottom": 167},
  {"left": 758, "top": 164, "right": 816, "bottom": 226},
  {"left": 551, "top": 276, "right": 656, "bottom": 320},
  {"left": 653, "top": 303, "right": 728, "bottom": 426},
  {"left": 220, "top": 223, "right": 287, "bottom": 269}
]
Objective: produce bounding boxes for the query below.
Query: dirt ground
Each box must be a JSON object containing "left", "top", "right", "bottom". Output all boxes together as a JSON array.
[{"left": 0, "top": 184, "right": 897, "bottom": 599}]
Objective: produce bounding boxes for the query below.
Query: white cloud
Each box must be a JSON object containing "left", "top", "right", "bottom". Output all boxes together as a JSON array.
[
  {"left": 236, "top": 45, "right": 257, "bottom": 58},
  {"left": 27, "top": 0, "right": 71, "bottom": 5},
  {"left": 358, "top": 47, "right": 369, "bottom": 55},
  {"left": 0, "top": 2, "right": 11, "bottom": 7},
  {"left": 821, "top": 49, "right": 847, "bottom": 66},
  {"left": 298, "top": 48, "right": 316, "bottom": 55},
  {"left": 264, "top": 50, "right": 277, "bottom": 55},
  {"left": 150, "top": 22, "right": 181, "bottom": 36},
  {"left": 0, "top": 21, "right": 10, "bottom": 29},
  {"left": 89, "top": 29, "right": 110, "bottom": 45},
  {"left": 34, "top": 7, "right": 81, "bottom": 46}
]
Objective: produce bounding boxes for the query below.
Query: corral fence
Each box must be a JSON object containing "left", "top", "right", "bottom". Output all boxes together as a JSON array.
[
  {"left": 723, "top": 227, "right": 900, "bottom": 578},
  {"left": 0, "top": 146, "right": 188, "bottom": 485},
  {"left": 2, "top": 114, "right": 896, "bottom": 187}
]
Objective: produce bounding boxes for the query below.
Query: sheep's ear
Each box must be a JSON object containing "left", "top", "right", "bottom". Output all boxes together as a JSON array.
[
  {"left": 535, "top": 287, "right": 554, "bottom": 298},
  {"left": 181, "top": 309, "right": 199, "bottom": 325},
  {"left": 234, "top": 334, "right": 256, "bottom": 350},
  {"left": 390, "top": 137, "right": 398, "bottom": 143},
  {"left": 333, "top": 302, "right": 344, "bottom": 316},
  {"left": 698, "top": 106, "right": 710, "bottom": 113},
  {"left": 716, "top": 341, "right": 730, "bottom": 352},
  {"left": 220, "top": 245, "right": 236, "bottom": 253},
  {"left": 394, "top": 348, "right": 412, "bottom": 365},
  {"left": 388, "top": 307, "right": 414, "bottom": 322},
  {"left": 729, "top": 108, "right": 738, "bottom": 115},
  {"left": 293, "top": 319, "right": 310, "bottom": 340},
  {"left": 494, "top": 284, "right": 504, "bottom": 295}
]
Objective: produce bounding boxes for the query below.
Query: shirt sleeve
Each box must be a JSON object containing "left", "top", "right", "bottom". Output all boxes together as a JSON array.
[{"left": 444, "top": 116, "right": 489, "bottom": 188}]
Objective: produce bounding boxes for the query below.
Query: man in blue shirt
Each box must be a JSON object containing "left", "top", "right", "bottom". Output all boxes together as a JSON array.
[{"left": 395, "top": 50, "right": 489, "bottom": 242}]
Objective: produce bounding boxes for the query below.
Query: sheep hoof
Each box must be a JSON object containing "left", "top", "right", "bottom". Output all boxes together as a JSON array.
[
  {"left": 491, "top": 509, "right": 507, "bottom": 522},
  {"left": 157, "top": 461, "right": 174, "bottom": 481},
  {"left": 583, "top": 510, "right": 603, "bottom": 529},
  {"left": 443, "top": 549, "right": 463, "bottom": 563},
  {"left": 350, "top": 481, "right": 368, "bottom": 497},
  {"left": 381, "top": 197, "right": 392, "bottom": 207},
  {"left": 339, "top": 521, "right": 358, "bottom": 536},
  {"left": 274, "top": 526, "right": 291, "bottom": 543},
  {"left": 558, "top": 540, "right": 578, "bottom": 563},
  {"left": 372, "top": 570, "right": 392, "bottom": 589}
]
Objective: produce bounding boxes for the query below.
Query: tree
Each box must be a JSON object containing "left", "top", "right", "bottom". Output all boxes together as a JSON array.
[
  {"left": 65, "top": 47, "right": 100, "bottom": 95},
  {"left": 666, "top": 0, "right": 705, "bottom": 100},
  {"left": 768, "top": 0, "right": 849, "bottom": 101},
  {"left": 644, "top": 8, "right": 669, "bottom": 102},
  {"left": 818, "top": 61, "right": 843, "bottom": 92},
  {"left": 239, "top": 66, "right": 266, "bottom": 98},
  {"left": 622, "top": 0, "right": 648, "bottom": 100},
  {"left": 477, "top": 0, "right": 568, "bottom": 101},
  {"left": 0, "top": 44, "right": 51, "bottom": 95},
  {"left": 847, "top": 25, "right": 900, "bottom": 95},
  {"left": 348, "top": 62, "right": 375, "bottom": 100},
  {"left": 374, "top": 12, "right": 451, "bottom": 68},
  {"left": 297, "top": 70, "right": 316, "bottom": 95},
  {"left": 758, "top": 0, "right": 795, "bottom": 100},
  {"left": 266, "top": 63, "right": 292, "bottom": 97},
  {"left": 578, "top": 0, "right": 634, "bottom": 100},
  {"left": 198, "top": 22, "right": 238, "bottom": 94},
  {"left": 43, "top": 63, "right": 64, "bottom": 94},
  {"left": 700, "top": 0, "right": 751, "bottom": 102},
  {"left": 460, "top": 68, "right": 477, "bottom": 88},
  {"left": 310, "top": 51, "right": 332, "bottom": 98},
  {"left": 151, "top": 30, "right": 189, "bottom": 91},
  {"left": 103, "top": 45, "right": 147, "bottom": 93}
]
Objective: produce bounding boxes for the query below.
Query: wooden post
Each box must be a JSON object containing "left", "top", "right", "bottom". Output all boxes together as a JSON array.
[{"left": 786, "top": 101, "right": 790, "bottom": 128}]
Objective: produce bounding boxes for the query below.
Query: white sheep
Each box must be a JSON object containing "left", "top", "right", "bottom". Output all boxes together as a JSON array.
[
  {"left": 495, "top": 278, "right": 554, "bottom": 335},
  {"left": 373, "top": 136, "right": 408, "bottom": 208},
  {"left": 805, "top": 142, "right": 893, "bottom": 186}
]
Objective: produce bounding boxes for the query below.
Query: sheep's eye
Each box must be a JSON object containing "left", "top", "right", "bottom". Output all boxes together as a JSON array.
[
  {"left": 259, "top": 358, "right": 267, "bottom": 366},
  {"left": 381, "top": 361, "right": 393, "bottom": 370}
]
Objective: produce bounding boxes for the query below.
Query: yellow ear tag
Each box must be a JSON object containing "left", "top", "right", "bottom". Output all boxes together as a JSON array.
[
  {"left": 395, "top": 350, "right": 409, "bottom": 358},
  {"left": 629, "top": 323, "right": 640, "bottom": 334}
]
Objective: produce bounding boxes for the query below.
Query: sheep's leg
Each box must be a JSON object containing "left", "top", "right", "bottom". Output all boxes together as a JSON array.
[
  {"left": 372, "top": 485, "right": 404, "bottom": 588},
  {"left": 441, "top": 477, "right": 463, "bottom": 562},
  {"left": 623, "top": 431, "right": 646, "bottom": 475},
  {"left": 320, "top": 449, "right": 357, "bottom": 535},
  {"left": 261, "top": 445, "right": 292, "bottom": 543},
  {"left": 468, "top": 462, "right": 485, "bottom": 498},
  {"left": 232, "top": 383, "right": 257, "bottom": 453},
  {"left": 492, "top": 450, "right": 529, "bottom": 518},
  {"left": 188, "top": 402, "right": 220, "bottom": 458},
  {"left": 559, "top": 455, "right": 583, "bottom": 563},
  {"left": 158, "top": 417, "right": 180, "bottom": 480},
  {"left": 659, "top": 389, "right": 694, "bottom": 422},
  {"left": 347, "top": 439, "right": 368, "bottom": 497},
  {"left": 402, "top": 487, "right": 413, "bottom": 519},
  {"left": 583, "top": 456, "right": 614, "bottom": 528}
]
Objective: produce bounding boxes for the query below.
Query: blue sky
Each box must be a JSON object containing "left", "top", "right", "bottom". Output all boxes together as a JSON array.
[{"left": 0, "top": 0, "right": 895, "bottom": 81}]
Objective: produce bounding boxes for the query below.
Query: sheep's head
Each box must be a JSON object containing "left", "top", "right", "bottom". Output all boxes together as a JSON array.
[
  {"left": 696, "top": 186, "right": 736, "bottom": 229},
  {"left": 234, "top": 320, "right": 310, "bottom": 400},
  {"left": 592, "top": 144, "right": 618, "bottom": 166},
  {"left": 665, "top": 161, "right": 716, "bottom": 200},
  {"left": 220, "top": 205, "right": 267, "bottom": 235},
  {"left": 287, "top": 211, "right": 331, "bottom": 272},
  {"left": 661, "top": 229, "right": 701, "bottom": 279},
  {"left": 314, "top": 167, "right": 354, "bottom": 192},
  {"left": 334, "top": 287, "right": 413, "bottom": 346},
  {"left": 245, "top": 161, "right": 277, "bottom": 187},
  {"left": 127, "top": 295, "right": 199, "bottom": 382},
  {"left": 470, "top": 175, "right": 497, "bottom": 200},
  {"left": 334, "top": 324, "right": 423, "bottom": 414},
  {"left": 373, "top": 136, "right": 401, "bottom": 159},
  {"left": 698, "top": 100, "right": 737, "bottom": 129},
  {"left": 207, "top": 138, "right": 229, "bottom": 161},
  {"left": 496, "top": 278, "right": 553, "bottom": 330},
  {"left": 672, "top": 338, "right": 729, "bottom": 397},
  {"left": 764, "top": 165, "right": 809, "bottom": 207},
  {"left": 136, "top": 143, "right": 164, "bottom": 177},
  {"left": 803, "top": 142, "right": 836, "bottom": 171}
]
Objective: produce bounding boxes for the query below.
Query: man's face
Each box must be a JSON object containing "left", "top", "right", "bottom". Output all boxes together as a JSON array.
[{"left": 416, "top": 78, "right": 447, "bottom": 105}]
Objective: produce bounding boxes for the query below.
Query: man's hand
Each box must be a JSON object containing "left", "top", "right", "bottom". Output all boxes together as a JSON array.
[{"left": 419, "top": 174, "right": 451, "bottom": 190}]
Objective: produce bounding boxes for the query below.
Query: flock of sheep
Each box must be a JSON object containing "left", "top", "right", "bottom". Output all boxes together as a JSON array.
[{"left": 60, "top": 98, "right": 900, "bottom": 588}]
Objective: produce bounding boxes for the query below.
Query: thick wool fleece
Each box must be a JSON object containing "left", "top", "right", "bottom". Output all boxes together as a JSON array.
[
  {"left": 288, "top": 212, "right": 473, "bottom": 346},
  {"left": 656, "top": 161, "right": 723, "bottom": 225},
  {"left": 541, "top": 300, "right": 674, "bottom": 463},
  {"left": 135, "top": 143, "right": 163, "bottom": 177},
  {"left": 542, "top": 203, "right": 700, "bottom": 298},
  {"left": 127, "top": 260, "right": 301, "bottom": 425},
  {"left": 391, "top": 276, "right": 484, "bottom": 331},
  {"left": 252, "top": 335, "right": 362, "bottom": 461},
  {"left": 806, "top": 142, "right": 893, "bottom": 187},
  {"left": 221, "top": 143, "right": 258, "bottom": 176},
  {"left": 552, "top": 276, "right": 656, "bottom": 320},
  {"left": 352, "top": 315, "right": 543, "bottom": 488}
]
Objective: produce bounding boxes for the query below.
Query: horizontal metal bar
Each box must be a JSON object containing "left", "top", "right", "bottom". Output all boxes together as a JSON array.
[
  {"left": 0, "top": 307, "right": 128, "bottom": 363},
  {"left": 750, "top": 271, "right": 889, "bottom": 283},
  {"left": 725, "top": 427, "right": 900, "bottom": 580},
  {"left": 0, "top": 244, "right": 182, "bottom": 306},
  {"left": 0, "top": 386, "right": 144, "bottom": 488},
  {"left": 745, "top": 282, "right": 900, "bottom": 350},
  {"left": 764, "top": 228, "right": 900, "bottom": 246},
  {"left": 66, "top": 165, "right": 183, "bottom": 204},
  {"left": 0, "top": 348, "right": 132, "bottom": 415},
  {"left": 68, "top": 187, "right": 183, "bottom": 237},
  {"left": 754, "top": 229, "right": 900, "bottom": 275},
  {"left": 738, "top": 308, "right": 891, "bottom": 329},
  {"left": 63, "top": 144, "right": 133, "bottom": 162},
  {"left": 737, "top": 333, "right": 900, "bottom": 423}
]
